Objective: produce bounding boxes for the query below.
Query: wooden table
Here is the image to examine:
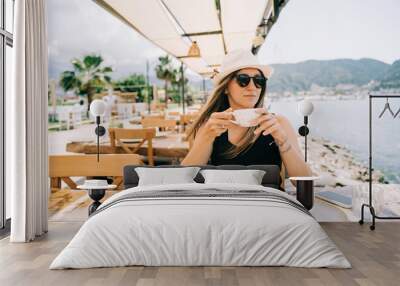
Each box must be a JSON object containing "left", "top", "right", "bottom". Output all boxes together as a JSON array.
[
  {"left": 66, "top": 133, "right": 189, "bottom": 159},
  {"left": 128, "top": 116, "right": 181, "bottom": 125}
]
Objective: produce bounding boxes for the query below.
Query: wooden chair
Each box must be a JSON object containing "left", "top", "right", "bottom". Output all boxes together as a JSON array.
[
  {"left": 150, "top": 101, "right": 166, "bottom": 112},
  {"left": 49, "top": 154, "right": 143, "bottom": 191},
  {"left": 179, "top": 114, "right": 198, "bottom": 125},
  {"left": 180, "top": 114, "right": 198, "bottom": 132},
  {"left": 141, "top": 117, "right": 177, "bottom": 132},
  {"left": 109, "top": 128, "right": 156, "bottom": 165},
  {"left": 167, "top": 111, "right": 180, "bottom": 117}
]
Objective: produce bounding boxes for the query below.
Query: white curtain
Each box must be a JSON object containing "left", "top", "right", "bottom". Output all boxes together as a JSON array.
[{"left": 9, "top": 0, "right": 49, "bottom": 242}]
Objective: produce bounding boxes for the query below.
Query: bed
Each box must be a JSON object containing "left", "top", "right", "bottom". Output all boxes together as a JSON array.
[{"left": 50, "top": 165, "right": 350, "bottom": 269}]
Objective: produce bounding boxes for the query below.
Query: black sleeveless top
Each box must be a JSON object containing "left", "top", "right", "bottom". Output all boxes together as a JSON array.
[{"left": 210, "top": 131, "right": 282, "bottom": 168}]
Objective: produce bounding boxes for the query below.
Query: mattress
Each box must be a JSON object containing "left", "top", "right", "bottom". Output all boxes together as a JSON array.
[{"left": 50, "top": 183, "right": 351, "bottom": 269}]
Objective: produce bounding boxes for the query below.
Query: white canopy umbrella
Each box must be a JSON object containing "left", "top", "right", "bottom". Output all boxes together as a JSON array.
[{"left": 94, "top": 0, "right": 289, "bottom": 77}]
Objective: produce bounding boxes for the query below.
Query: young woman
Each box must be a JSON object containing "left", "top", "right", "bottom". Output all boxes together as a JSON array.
[{"left": 181, "top": 50, "right": 312, "bottom": 181}]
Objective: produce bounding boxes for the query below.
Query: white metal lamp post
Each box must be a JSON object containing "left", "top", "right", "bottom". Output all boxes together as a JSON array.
[
  {"left": 90, "top": 100, "right": 106, "bottom": 162},
  {"left": 297, "top": 99, "right": 314, "bottom": 162}
]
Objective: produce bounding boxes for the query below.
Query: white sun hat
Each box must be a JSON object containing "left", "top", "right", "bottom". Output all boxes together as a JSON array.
[{"left": 212, "top": 49, "right": 273, "bottom": 85}]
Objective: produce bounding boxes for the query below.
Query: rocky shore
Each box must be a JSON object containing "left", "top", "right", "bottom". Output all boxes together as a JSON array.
[{"left": 301, "top": 136, "right": 386, "bottom": 187}]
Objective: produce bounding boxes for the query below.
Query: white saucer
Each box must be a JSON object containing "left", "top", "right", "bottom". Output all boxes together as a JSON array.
[
  {"left": 77, "top": 184, "right": 117, "bottom": 190},
  {"left": 289, "top": 176, "right": 319, "bottom": 181}
]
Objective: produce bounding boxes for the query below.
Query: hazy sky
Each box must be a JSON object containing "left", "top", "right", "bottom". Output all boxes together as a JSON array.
[
  {"left": 259, "top": 0, "right": 400, "bottom": 64},
  {"left": 48, "top": 0, "right": 400, "bottom": 81}
]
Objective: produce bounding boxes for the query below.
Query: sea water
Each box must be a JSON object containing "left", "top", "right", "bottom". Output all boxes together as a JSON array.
[{"left": 269, "top": 98, "right": 400, "bottom": 183}]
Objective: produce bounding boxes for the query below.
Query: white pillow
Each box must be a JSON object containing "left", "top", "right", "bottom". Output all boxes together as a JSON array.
[
  {"left": 135, "top": 167, "right": 201, "bottom": 186},
  {"left": 200, "top": 169, "right": 266, "bottom": 185}
]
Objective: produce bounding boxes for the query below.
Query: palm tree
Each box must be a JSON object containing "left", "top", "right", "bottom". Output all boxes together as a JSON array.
[
  {"left": 155, "top": 55, "right": 176, "bottom": 108},
  {"left": 114, "top": 73, "right": 147, "bottom": 102},
  {"left": 59, "top": 54, "right": 113, "bottom": 112},
  {"left": 171, "top": 66, "right": 189, "bottom": 104}
]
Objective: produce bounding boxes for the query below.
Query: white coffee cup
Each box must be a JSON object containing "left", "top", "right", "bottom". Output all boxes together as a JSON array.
[{"left": 232, "top": 108, "right": 260, "bottom": 127}]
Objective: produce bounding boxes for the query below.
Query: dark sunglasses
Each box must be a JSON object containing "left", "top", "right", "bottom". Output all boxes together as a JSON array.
[{"left": 235, "top": 73, "right": 267, "bottom": 89}]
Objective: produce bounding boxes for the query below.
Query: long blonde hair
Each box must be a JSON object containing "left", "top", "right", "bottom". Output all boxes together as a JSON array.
[{"left": 188, "top": 70, "right": 267, "bottom": 159}]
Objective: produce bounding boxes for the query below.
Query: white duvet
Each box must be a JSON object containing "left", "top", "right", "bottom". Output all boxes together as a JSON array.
[{"left": 50, "top": 183, "right": 351, "bottom": 269}]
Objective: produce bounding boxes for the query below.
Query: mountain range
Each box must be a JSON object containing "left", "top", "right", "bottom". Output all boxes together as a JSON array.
[
  {"left": 266, "top": 58, "right": 400, "bottom": 92},
  {"left": 50, "top": 57, "right": 400, "bottom": 94}
]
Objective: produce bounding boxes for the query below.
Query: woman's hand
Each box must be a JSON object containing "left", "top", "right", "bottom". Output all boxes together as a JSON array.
[
  {"left": 252, "top": 108, "right": 288, "bottom": 145},
  {"left": 198, "top": 107, "right": 234, "bottom": 140},
  {"left": 181, "top": 108, "right": 233, "bottom": 166}
]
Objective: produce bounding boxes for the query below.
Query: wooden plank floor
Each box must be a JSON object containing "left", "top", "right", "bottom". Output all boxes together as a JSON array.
[{"left": 0, "top": 222, "right": 399, "bottom": 286}]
